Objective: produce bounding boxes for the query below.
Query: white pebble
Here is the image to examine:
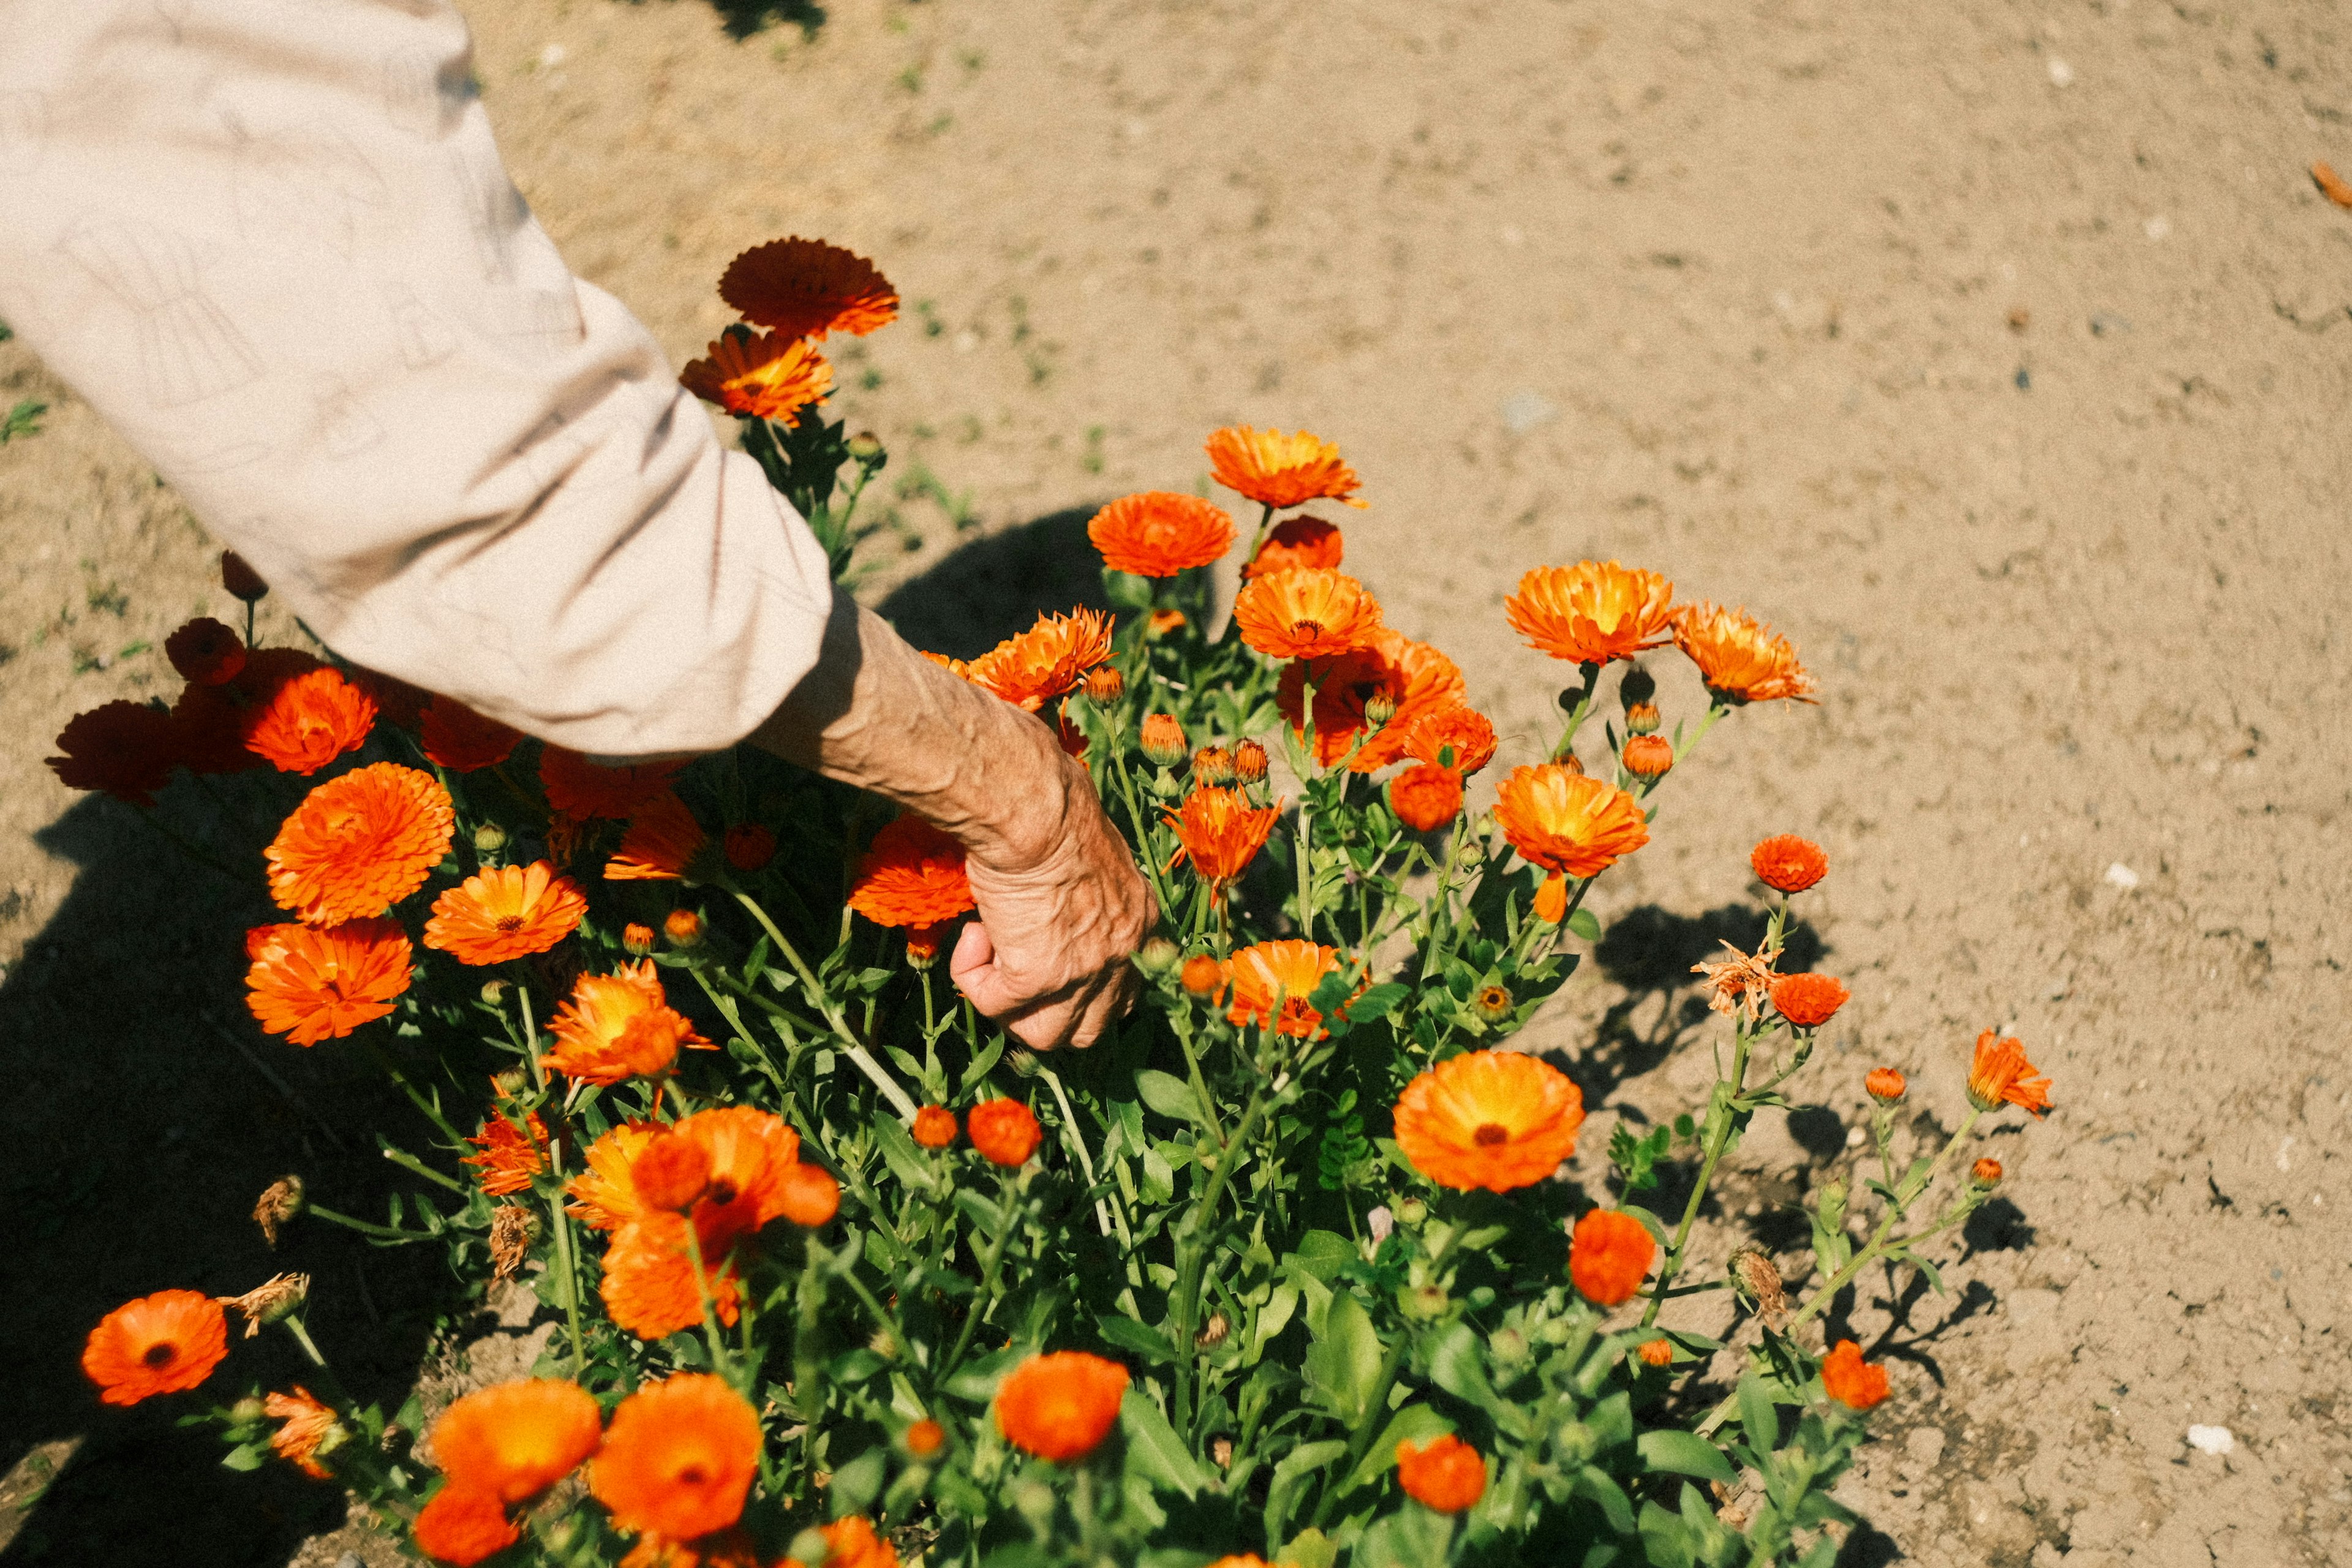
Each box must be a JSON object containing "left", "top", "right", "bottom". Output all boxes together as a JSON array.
[
  {"left": 2103, "top": 862, "right": 2141, "bottom": 889},
  {"left": 538, "top": 42, "right": 567, "bottom": 68},
  {"left": 2186, "top": 1424, "right": 2234, "bottom": 1456},
  {"left": 2047, "top": 57, "right": 2075, "bottom": 87},
  {"left": 2144, "top": 214, "right": 2171, "bottom": 241}
]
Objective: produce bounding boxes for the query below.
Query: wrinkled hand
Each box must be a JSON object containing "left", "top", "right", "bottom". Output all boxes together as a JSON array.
[{"left": 951, "top": 755, "right": 1155, "bottom": 1050}]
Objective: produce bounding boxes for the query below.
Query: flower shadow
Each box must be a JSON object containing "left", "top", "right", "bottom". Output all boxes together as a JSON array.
[
  {"left": 872, "top": 504, "right": 1115, "bottom": 660},
  {"left": 611, "top": 0, "right": 829, "bottom": 43}
]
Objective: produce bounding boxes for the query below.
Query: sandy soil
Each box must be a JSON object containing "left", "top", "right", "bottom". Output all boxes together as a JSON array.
[{"left": 3, "top": 1, "right": 2349, "bottom": 1564}]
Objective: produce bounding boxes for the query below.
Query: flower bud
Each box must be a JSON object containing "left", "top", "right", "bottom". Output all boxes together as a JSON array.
[
  {"left": 1624, "top": 699, "right": 1662, "bottom": 735},
  {"left": 491, "top": 1068, "right": 529, "bottom": 1098},
  {"left": 847, "top": 431, "right": 884, "bottom": 463},
  {"left": 1140, "top": 713, "right": 1188, "bottom": 767},
  {"left": 1082, "top": 665, "right": 1125, "bottom": 704},
  {"left": 723, "top": 823, "right": 776, "bottom": 872},
  {"left": 905, "top": 924, "right": 943, "bottom": 970},
  {"left": 1636, "top": 1337, "right": 1675, "bottom": 1368},
  {"left": 1193, "top": 745, "right": 1235, "bottom": 785},
  {"left": 1134, "top": 936, "right": 1180, "bottom": 977},
  {"left": 220, "top": 549, "right": 269, "bottom": 603},
  {"left": 1394, "top": 1196, "right": 1427, "bottom": 1227},
  {"left": 1622, "top": 734, "right": 1673, "bottom": 778},
  {"left": 252, "top": 1175, "right": 306, "bottom": 1247},
  {"left": 479, "top": 979, "right": 508, "bottom": 1006},
  {"left": 777, "top": 1162, "right": 842, "bottom": 1227},
  {"left": 1179, "top": 954, "right": 1223, "bottom": 997},
  {"left": 1866, "top": 1067, "right": 1907, "bottom": 1102},
  {"left": 1397, "top": 1282, "right": 1449, "bottom": 1320},
  {"left": 903, "top": 1419, "right": 946, "bottom": 1459},
  {"left": 1470, "top": 982, "right": 1514, "bottom": 1024},
  {"left": 1365, "top": 1205, "right": 1394, "bottom": 1244},
  {"left": 1490, "top": 1326, "right": 1530, "bottom": 1365},
  {"left": 1362, "top": 687, "right": 1398, "bottom": 729},
  {"left": 1971, "top": 1157, "right": 2003, "bottom": 1186},
  {"left": 1009, "top": 1047, "right": 1041, "bottom": 1079},
  {"left": 1233, "top": 739, "right": 1268, "bottom": 783},
  {"left": 228, "top": 1396, "right": 270, "bottom": 1427},
  {"left": 1619, "top": 665, "right": 1657, "bottom": 708},
  {"left": 622, "top": 922, "right": 655, "bottom": 956},
  {"left": 663, "top": 908, "right": 703, "bottom": 948},
  {"left": 1149, "top": 766, "right": 1184, "bottom": 798},
  {"left": 472, "top": 823, "right": 507, "bottom": 854}
]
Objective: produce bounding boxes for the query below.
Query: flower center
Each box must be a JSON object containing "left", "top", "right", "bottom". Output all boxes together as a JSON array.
[
  {"left": 143, "top": 1340, "right": 178, "bottom": 1367},
  {"left": 676, "top": 1463, "right": 708, "bottom": 1485},
  {"left": 496, "top": 914, "right": 524, "bottom": 933},
  {"left": 1473, "top": 1122, "right": 1509, "bottom": 1147},
  {"left": 708, "top": 1179, "right": 738, "bottom": 1205},
  {"left": 1290, "top": 617, "right": 1325, "bottom": 641}
]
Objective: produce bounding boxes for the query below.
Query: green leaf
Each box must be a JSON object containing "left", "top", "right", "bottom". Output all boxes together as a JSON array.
[
  {"left": 1262, "top": 1439, "right": 1350, "bottom": 1545},
  {"left": 1567, "top": 907, "right": 1601, "bottom": 941},
  {"left": 1343, "top": 982, "right": 1409, "bottom": 1023},
  {"left": 959, "top": 1035, "right": 1006, "bottom": 1095},
  {"left": 1340, "top": 1403, "right": 1453, "bottom": 1494},
  {"left": 1637, "top": 1501, "right": 1697, "bottom": 1568},
  {"left": 1302, "top": 1289, "right": 1384, "bottom": 1423},
  {"left": 1738, "top": 1373, "right": 1781, "bottom": 1456},
  {"left": 219, "top": 1442, "right": 267, "bottom": 1472},
  {"left": 1098, "top": 1314, "right": 1177, "bottom": 1365},
  {"left": 1251, "top": 1284, "right": 1298, "bottom": 1356},
  {"left": 1576, "top": 1466, "right": 1636, "bottom": 1533},
  {"left": 1428, "top": 1322, "right": 1501, "bottom": 1415},
  {"left": 1134, "top": 1068, "right": 1205, "bottom": 1126},
  {"left": 829, "top": 1447, "right": 887, "bottom": 1513},
  {"left": 1119, "top": 1390, "right": 1205, "bottom": 1498},
  {"left": 1636, "top": 1429, "right": 1738, "bottom": 1485},
  {"left": 1139, "top": 1142, "right": 1175, "bottom": 1204},
  {"left": 1287, "top": 1229, "right": 1356, "bottom": 1281},
  {"left": 1352, "top": 1502, "right": 1456, "bottom": 1568},
  {"left": 872, "top": 1114, "right": 933, "bottom": 1190}
]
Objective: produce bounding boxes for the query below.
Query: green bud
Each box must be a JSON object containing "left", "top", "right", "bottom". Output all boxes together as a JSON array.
[
  {"left": 1394, "top": 1197, "right": 1428, "bottom": 1227},
  {"left": 1009, "top": 1047, "right": 1041, "bottom": 1080},
  {"left": 1134, "top": 936, "right": 1180, "bottom": 977},
  {"left": 847, "top": 431, "right": 884, "bottom": 464},
  {"left": 785, "top": 1529, "right": 829, "bottom": 1567},
  {"left": 472, "top": 822, "right": 507, "bottom": 854},
  {"left": 1398, "top": 1282, "right": 1449, "bottom": 1321},
  {"left": 1556, "top": 1421, "right": 1598, "bottom": 1464},
  {"left": 1490, "top": 1326, "right": 1531, "bottom": 1365},
  {"left": 227, "top": 1397, "right": 269, "bottom": 1427},
  {"left": 1817, "top": 1180, "right": 1847, "bottom": 1232}
]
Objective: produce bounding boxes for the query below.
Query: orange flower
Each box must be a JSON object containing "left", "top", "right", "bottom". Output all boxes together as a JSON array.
[
  {"left": 1147, "top": 608, "right": 1187, "bottom": 636},
  {"left": 993, "top": 1351, "right": 1130, "bottom": 1461},
  {"left": 1223, "top": 939, "right": 1343, "bottom": 1038},
  {"left": 606, "top": 793, "right": 709, "bottom": 881},
  {"left": 912, "top": 1106, "right": 958, "bottom": 1148},
  {"left": 568, "top": 1121, "right": 665, "bottom": 1230},
  {"left": 464, "top": 1108, "right": 549, "bottom": 1196},
  {"left": 543, "top": 959, "right": 710, "bottom": 1084},
  {"left": 165, "top": 617, "right": 246, "bottom": 685},
  {"left": 264, "top": 1385, "right": 337, "bottom": 1478},
  {"left": 172, "top": 679, "right": 271, "bottom": 777},
  {"left": 780, "top": 1517, "right": 901, "bottom": 1568},
  {"left": 717, "top": 237, "right": 899, "bottom": 339},
  {"left": 775, "top": 1163, "right": 840, "bottom": 1227},
  {"left": 243, "top": 666, "right": 378, "bottom": 775},
  {"left": 1493, "top": 764, "right": 1649, "bottom": 879},
  {"left": 631, "top": 1130, "right": 714, "bottom": 1212},
  {"left": 968, "top": 1099, "right": 1042, "bottom": 1167},
  {"left": 1393, "top": 1050, "right": 1585, "bottom": 1193},
  {"left": 1232, "top": 567, "right": 1383, "bottom": 662},
  {"left": 1972, "top": 1157, "right": 2003, "bottom": 1185},
  {"left": 1163, "top": 786, "right": 1281, "bottom": 893},
  {"left": 903, "top": 1420, "right": 946, "bottom": 1460},
  {"left": 1770, "top": 973, "right": 1850, "bottom": 1029},
  {"left": 540, "top": 748, "right": 686, "bottom": 820},
  {"left": 1866, "top": 1068, "right": 1906, "bottom": 1102},
  {"left": 622, "top": 1531, "right": 764, "bottom": 1568},
  {"left": 47, "top": 699, "right": 181, "bottom": 806},
  {"left": 1243, "top": 514, "right": 1343, "bottom": 578},
  {"left": 1504, "top": 562, "right": 1675, "bottom": 666},
  {"left": 1820, "top": 1340, "right": 1890, "bottom": 1411},
  {"left": 1276, "top": 630, "right": 1465, "bottom": 771},
  {"left": 599, "top": 1213, "right": 744, "bottom": 1338},
  {"left": 1621, "top": 734, "right": 1674, "bottom": 778},
  {"left": 1403, "top": 704, "right": 1498, "bottom": 775},
  {"left": 676, "top": 1105, "right": 804, "bottom": 1240},
  {"left": 1967, "top": 1030, "right": 2052, "bottom": 1117},
  {"left": 1140, "top": 713, "right": 1189, "bottom": 766},
  {"left": 680, "top": 328, "right": 833, "bottom": 424},
  {"left": 1087, "top": 491, "right": 1236, "bottom": 577},
  {"left": 1673, "top": 601, "right": 1817, "bottom": 704},
  {"left": 1179, "top": 954, "right": 1223, "bottom": 997},
  {"left": 1635, "top": 1338, "right": 1675, "bottom": 1368},
  {"left": 413, "top": 1485, "right": 519, "bottom": 1566},
  {"left": 849, "top": 814, "right": 976, "bottom": 928},
  {"left": 1751, "top": 834, "right": 1827, "bottom": 893},
  {"left": 81, "top": 1290, "right": 229, "bottom": 1406},
  {"left": 1395, "top": 1433, "right": 1486, "bottom": 1513},
  {"left": 1233, "top": 739, "right": 1268, "bottom": 783},
  {"left": 1532, "top": 872, "right": 1569, "bottom": 924},
  {"left": 723, "top": 824, "right": 775, "bottom": 872},
  {"left": 1569, "top": 1209, "right": 1657, "bottom": 1306},
  {"left": 431, "top": 1378, "right": 603, "bottom": 1503},
  {"left": 244, "top": 917, "right": 414, "bottom": 1044},
  {"left": 966, "top": 608, "right": 1116, "bottom": 710},
  {"left": 905, "top": 924, "right": 944, "bottom": 968},
  {"left": 424, "top": 861, "right": 588, "bottom": 965},
  {"left": 419, "top": 696, "right": 522, "bottom": 773},
  {"left": 665, "top": 908, "right": 704, "bottom": 946},
  {"left": 266, "top": 763, "right": 455, "bottom": 925},
  {"left": 1205, "top": 426, "right": 1365, "bottom": 510},
  {"left": 1388, "top": 763, "right": 1463, "bottom": 832},
  {"left": 590, "top": 1374, "right": 763, "bottom": 1540}
]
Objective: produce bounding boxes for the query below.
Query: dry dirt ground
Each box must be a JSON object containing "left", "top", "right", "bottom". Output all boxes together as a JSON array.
[{"left": 2, "top": 1, "right": 2349, "bottom": 1564}]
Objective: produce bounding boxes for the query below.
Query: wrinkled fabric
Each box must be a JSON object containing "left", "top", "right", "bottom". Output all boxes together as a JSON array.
[{"left": 0, "top": 0, "right": 836, "bottom": 756}]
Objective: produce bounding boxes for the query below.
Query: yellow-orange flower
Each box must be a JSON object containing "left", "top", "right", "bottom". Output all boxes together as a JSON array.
[
  {"left": 1967, "top": 1030, "right": 2052, "bottom": 1117},
  {"left": 1387, "top": 763, "right": 1463, "bottom": 832},
  {"left": 1403, "top": 704, "right": 1498, "bottom": 775},
  {"left": 244, "top": 917, "right": 414, "bottom": 1045},
  {"left": 1672, "top": 601, "right": 1817, "bottom": 704},
  {"left": 848, "top": 814, "right": 976, "bottom": 928},
  {"left": 431, "top": 1379, "right": 603, "bottom": 1504},
  {"left": 243, "top": 666, "right": 378, "bottom": 775},
  {"left": 590, "top": 1374, "right": 763, "bottom": 1540},
  {"left": 1139, "top": 713, "right": 1188, "bottom": 766},
  {"left": 1635, "top": 1338, "right": 1675, "bottom": 1368},
  {"left": 967, "top": 1099, "right": 1042, "bottom": 1167},
  {"left": 1205, "top": 426, "right": 1366, "bottom": 510},
  {"left": 1393, "top": 1050, "right": 1585, "bottom": 1193},
  {"left": 418, "top": 696, "right": 522, "bottom": 773},
  {"left": 1396, "top": 1433, "right": 1487, "bottom": 1513},
  {"left": 1493, "top": 763, "right": 1649, "bottom": 879},
  {"left": 568, "top": 1122, "right": 664, "bottom": 1230},
  {"left": 1232, "top": 567, "right": 1383, "bottom": 662},
  {"left": 680, "top": 328, "right": 833, "bottom": 424},
  {"left": 264, "top": 1385, "right": 338, "bottom": 1478},
  {"left": 599, "top": 1213, "right": 744, "bottom": 1338},
  {"left": 540, "top": 748, "right": 686, "bottom": 820},
  {"left": 993, "top": 1351, "right": 1130, "bottom": 1461},
  {"left": 717, "top": 237, "right": 899, "bottom": 339},
  {"left": 1770, "top": 973, "right": 1850, "bottom": 1028},
  {"left": 413, "top": 1485, "right": 518, "bottom": 1566},
  {"left": 1751, "top": 834, "right": 1828, "bottom": 893},
  {"left": 596, "top": 1106, "right": 804, "bottom": 1335},
  {"left": 1569, "top": 1209, "right": 1657, "bottom": 1306},
  {"left": 1163, "top": 786, "right": 1281, "bottom": 894},
  {"left": 266, "top": 763, "right": 455, "bottom": 925},
  {"left": 81, "top": 1290, "right": 229, "bottom": 1406},
  {"left": 606, "top": 793, "right": 709, "bottom": 881},
  {"left": 778, "top": 1517, "right": 902, "bottom": 1568},
  {"left": 1820, "top": 1340, "right": 1890, "bottom": 1410},
  {"left": 1275, "top": 628, "right": 1466, "bottom": 772},
  {"left": 1504, "top": 562, "right": 1675, "bottom": 666},
  {"left": 424, "top": 861, "right": 588, "bottom": 965},
  {"left": 621, "top": 1531, "right": 765, "bottom": 1568},
  {"left": 965, "top": 608, "right": 1116, "bottom": 710},
  {"left": 1223, "top": 939, "right": 1344, "bottom": 1038},
  {"left": 464, "top": 1108, "right": 549, "bottom": 1196},
  {"left": 1243, "top": 514, "right": 1344, "bottom": 578},
  {"left": 775, "top": 1163, "right": 840, "bottom": 1227},
  {"left": 1087, "top": 491, "right": 1236, "bottom": 577},
  {"left": 543, "top": 960, "right": 710, "bottom": 1084}
]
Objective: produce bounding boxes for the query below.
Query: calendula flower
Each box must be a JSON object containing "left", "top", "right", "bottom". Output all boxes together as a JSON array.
[
  {"left": 1232, "top": 739, "right": 1269, "bottom": 782},
  {"left": 264, "top": 1385, "right": 338, "bottom": 1478},
  {"left": 606, "top": 793, "right": 709, "bottom": 881},
  {"left": 1180, "top": 954, "right": 1223, "bottom": 997},
  {"left": 680, "top": 328, "right": 833, "bottom": 424},
  {"left": 968, "top": 1099, "right": 1042, "bottom": 1167},
  {"left": 464, "top": 1108, "right": 549, "bottom": 1196},
  {"left": 1403, "top": 704, "right": 1498, "bottom": 775},
  {"left": 431, "top": 1379, "right": 603, "bottom": 1503},
  {"left": 1393, "top": 1049, "right": 1585, "bottom": 1192},
  {"left": 81, "top": 1290, "right": 229, "bottom": 1406},
  {"left": 1972, "top": 1157, "right": 2004, "bottom": 1185},
  {"left": 717, "top": 236, "right": 899, "bottom": 339},
  {"left": 243, "top": 666, "right": 378, "bottom": 775},
  {"left": 266, "top": 763, "right": 455, "bottom": 925},
  {"left": 1275, "top": 628, "right": 1467, "bottom": 771},
  {"left": 679, "top": 1107, "right": 802, "bottom": 1238},
  {"left": 1493, "top": 763, "right": 1649, "bottom": 879},
  {"left": 600, "top": 1213, "right": 744, "bottom": 1338},
  {"left": 244, "top": 917, "right": 414, "bottom": 1044},
  {"left": 540, "top": 748, "right": 685, "bottom": 820},
  {"left": 1967, "top": 1030, "right": 2052, "bottom": 1117},
  {"left": 631, "top": 1131, "right": 714, "bottom": 1213},
  {"left": 418, "top": 696, "right": 522, "bottom": 773},
  {"left": 1622, "top": 734, "right": 1674, "bottom": 778},
  {"left": 543, "top": 959, "right": 710, "bottom": 1084},
  {"left": 965, "top": 608, "right": 1116, "bottom": 710},
  {"left": 1147, "top": 608, "right": 1187, "bottom": 636},
  {"left": 1193, "top": 745, "right": 1236, "bottom": 785},
  {"left": 1751, "top": 834, "right": 1828, "bottom": 893},
  {"left": 912, "top": 1106, "right": 958, "bottom": 1148},
  {"left": 1570, "top": 1209, "right": 1657, "bottom": 1306},
  {"left": 165, "top": 617, "right": 246, "bottom": 685},
  {"left": 1673, "top": 601, "right": 1817, "bottom": 704},
  {"left": 1205, "top": 425, "right": 1366, "bottom": 510},
  {"left": 424, "top": 861, "right": 588, "bottom": 965},
  {"left": 172, "top": 680, "right": 269, "bottom": 777},
  {"left": 1692, "top": 938, "right": 1781, "bottom": 1020},
  {"left": 1866, "top": 1067, "right": 1906, "bottom": 1101},
  {"left": 1163, "top": 786, "right": 1281, "bottom": 895},
  {"left": 903, "top": 1420, "right": 946, "bottom": 1460},
  {"left": 1770, "top": 972, "right": 1850, "bottom": 1028},
  {"left": 775, "top": 1163, "right": 840, "bottom": 1227},
  {"left": 994, "top": 1351, "right": 1130, "bottom": 1461},
  {"left": 47, "top": 700, "right": 181, "bottom": 806},
  {"left": 413, "top": 1485, "right": 518, "bottom": 1566},
  {"left": 1395, "top": 1433, "right": 1487, "bottom": 1513},
  {"left": 779, "top": 1517, "right": 902, "bottom": 1568},
  {"left": 568, "top": 1122, "right": 665, "bottom": 1230},
  {"left": 1232, "top": 567, "right": 1384, "bottom": 662},
  {"left": 1223, "top": 939, "right": 1344, "bottom": 1037},
  {"left": 1820, "top": 1340, "right": 1890, "bottom": 1411},
  {"left": 1243, "top": 514, "right": 1343, "bottom": 578},
  {"left": 1505, "top": 562, "right": 1675, "bottom": 666},
  {"left": 1636, "top": 1338, "right": 1675, "bottom": 1368},
  {"left": 848, "top": 813, "right": 976, "bottom": 928},
  {"left": 722, "top": 824, "right": 775, "bottom": 872},
  {"left": 1139, "top": 713, "right": 1189, "bottom": 766},
  {"left": 1388, "top": 763, "right": 1464, "bottom": 832},
  {"left": 596, "top": 1107, "right": 801, "bottom": 1337},
  {"left": 623, "top": 922, "right": 657, "bottom": 955},
  {"left": 622, "top": 1531, "right": 764, "bottom": 1568},
  {"left": 1088, "top": 491, "right": 1236, "bottom": 577},
  {"left": 590, "top": 1374, "right": 763, "bottom": 1540}
]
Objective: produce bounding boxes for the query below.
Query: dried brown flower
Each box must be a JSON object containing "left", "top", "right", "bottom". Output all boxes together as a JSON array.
[
  {"left": 219, "top": 1272, "right": 311, "bottom": 1338},
  {"left": 253, "top": 1176, "right": 304, "bottom": 1247},
  {"left": 489, "top": 1204, "right": 536, "bottom": 1283}
]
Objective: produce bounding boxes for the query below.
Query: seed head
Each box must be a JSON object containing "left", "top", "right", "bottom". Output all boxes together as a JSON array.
[{"left": 253, "top": 1176, "right": 305, "bottom": 1248}]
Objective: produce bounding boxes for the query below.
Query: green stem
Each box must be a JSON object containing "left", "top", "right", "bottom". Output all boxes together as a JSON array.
[
  {"left": 304, "top": 1203, "right": 431, "bottom": 1242},
  {"left": 733, "top": 892, "right": 920, "bottom": 1121},
  {"left": 1641, "top": 1026, "right": 1755, "bottom": 1329},
  {"left": 1551, "top": 662, "right": 1602, "bottom": 760},
  {"left": 380, "top": 1147, "right": 466, "bottom": 1194},
  {"left": 1312, "top": 1222, "right": 1470, "bottom": 1526},
  {"left": 1784, "top": 1106, "right": 1986, "bottom": 1336},
  {"left": 1167, "top": 1016, "right": 1229, "bottom": 1148},
  {"left": 677, "top": 1219, "right": 738, "bottom": 1390},
  {"left": 1173, "top": 1061, "right": 1280, "bottom": 1435},
  {"left": 941, "top": 1170, "right": 1023, "bottom": 1378},
  {"left": 360, "top": 1038, "right": 467, "bottom": 1145},
  {"left": 282, "top": 1315, "right": 329, "bottom": 1369}
]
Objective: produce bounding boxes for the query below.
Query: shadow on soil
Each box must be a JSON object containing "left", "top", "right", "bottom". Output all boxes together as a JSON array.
[
  {"left": 611, "top": 0, "right": 829, "bottom": 42},
  {"left": 873, "top": 504, "right": 1112, "bottom": 657}
]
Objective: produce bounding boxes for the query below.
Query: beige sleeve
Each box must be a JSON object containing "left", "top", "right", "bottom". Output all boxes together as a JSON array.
[{"left": 0, "top": 0, "right": 838, "bottom": 757}]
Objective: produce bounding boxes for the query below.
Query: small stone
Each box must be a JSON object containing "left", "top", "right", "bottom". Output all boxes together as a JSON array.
[
  {"left": 2103, "top": 862, "right": 2141, "bottom": 889},
  {"left": 2185, "top": 1424, "right": 2234, "bottom": 1455},
  {"left": 1501, "top": 390, "right": 1558, "bottom": 434},
  {"left": 2046, "top": 57, "right": 2075, "bottom": 86}
]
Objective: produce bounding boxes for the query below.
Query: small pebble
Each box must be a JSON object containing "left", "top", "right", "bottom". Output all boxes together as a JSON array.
[
  {"left": 2103, "top": 862, "right": 2141, "bottom": 889},
  {"left": 2047, "top": 57, "right": 2075, "bottom": 87},
  {"left": 1500, "top": 389, "right": 1557, "bottom": 434},
  {"left": 2185, "top": 1424, "right": 2234, "bottom": 1456}
]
